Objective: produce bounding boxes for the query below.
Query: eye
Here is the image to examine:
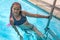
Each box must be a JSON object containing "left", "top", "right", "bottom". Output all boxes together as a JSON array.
[{"left": 14, "top": 8, "right": 20, "bottom": 10}]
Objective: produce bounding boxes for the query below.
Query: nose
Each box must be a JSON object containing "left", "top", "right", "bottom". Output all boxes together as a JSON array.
[
  {"left": 14, "top": 10, "right": 18, "bottom": 13},
  {"left": 14, "top": 10, "right": 17, "bottom": 12}
]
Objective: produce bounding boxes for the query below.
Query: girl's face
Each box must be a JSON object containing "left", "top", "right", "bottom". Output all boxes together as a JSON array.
[{"left": 12, "top": 4, "right": 21, "bottom": 16}]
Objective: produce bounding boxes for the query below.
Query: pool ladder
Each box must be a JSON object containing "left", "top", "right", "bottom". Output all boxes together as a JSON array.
[{"left": 44, "top": 0, "right": 60, "bottom": 40}]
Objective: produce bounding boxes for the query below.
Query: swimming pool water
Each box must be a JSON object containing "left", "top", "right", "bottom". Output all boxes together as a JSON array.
[{"left": 0, "top": 0, "right": 60, "bottom": 40}]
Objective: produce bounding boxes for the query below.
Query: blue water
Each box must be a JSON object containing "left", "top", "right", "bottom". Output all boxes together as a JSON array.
[{"left": 0, "top": 0, "right": 60, "bottom": 40}]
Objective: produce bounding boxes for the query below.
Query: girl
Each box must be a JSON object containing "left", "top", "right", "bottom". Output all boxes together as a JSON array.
[{"left": 10, "top": 2, "right": 49, "bottom": 40}]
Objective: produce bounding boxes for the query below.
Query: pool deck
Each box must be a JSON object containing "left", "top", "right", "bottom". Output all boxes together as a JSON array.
[{"left": 28, "top": 0, "right": 60, "bottom": 19}]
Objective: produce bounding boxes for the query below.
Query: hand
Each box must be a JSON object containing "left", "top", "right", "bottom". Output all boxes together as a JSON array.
[
  {"left": 47, "top": 16, "right": 50, "bottom": 18},
  {"left": 47, "top": 15, "right": 51, "bottom": 19}
]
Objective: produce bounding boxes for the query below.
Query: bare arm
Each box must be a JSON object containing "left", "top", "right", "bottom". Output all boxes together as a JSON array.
[
  {"left": 23, "top": 11, "right": 49, "bottom": 18},
  {"left": 10, "top": 17, "right": 23, "bottom": 40}
]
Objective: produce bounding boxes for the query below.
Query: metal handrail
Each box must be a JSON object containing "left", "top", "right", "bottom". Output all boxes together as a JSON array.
[{"left": 45, "top": 0, "right": 57, "bottom": 40}]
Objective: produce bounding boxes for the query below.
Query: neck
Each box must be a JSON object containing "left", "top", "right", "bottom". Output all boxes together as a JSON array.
[{"left": 13, "top": 15, "right": 21, "bottom": 20}]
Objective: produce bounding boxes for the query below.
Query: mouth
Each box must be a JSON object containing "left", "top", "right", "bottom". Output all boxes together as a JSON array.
[{"left": 15, "top": 13, "right": 19, "bottom": 15}]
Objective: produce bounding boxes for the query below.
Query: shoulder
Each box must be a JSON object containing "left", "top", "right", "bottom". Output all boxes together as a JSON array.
[
  {"left": 10, "top": 17, "right": 14, "bottom": 22},
  {"left": 21, "top": 10, "right": 28, "bottom": 16},
  {"left": 10, "top": 17, "right": 14, "bottom": 25},
  {"left": 22, "top": 10, "right": 27, "bottom": 13},
  {"left": 10, "top": 17, "right": 14, "bottom": 21}
]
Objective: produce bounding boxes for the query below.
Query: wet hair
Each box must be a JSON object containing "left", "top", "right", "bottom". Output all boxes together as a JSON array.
[{"left": 10, "top": 2, "right": 22, "bottom": 18}]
